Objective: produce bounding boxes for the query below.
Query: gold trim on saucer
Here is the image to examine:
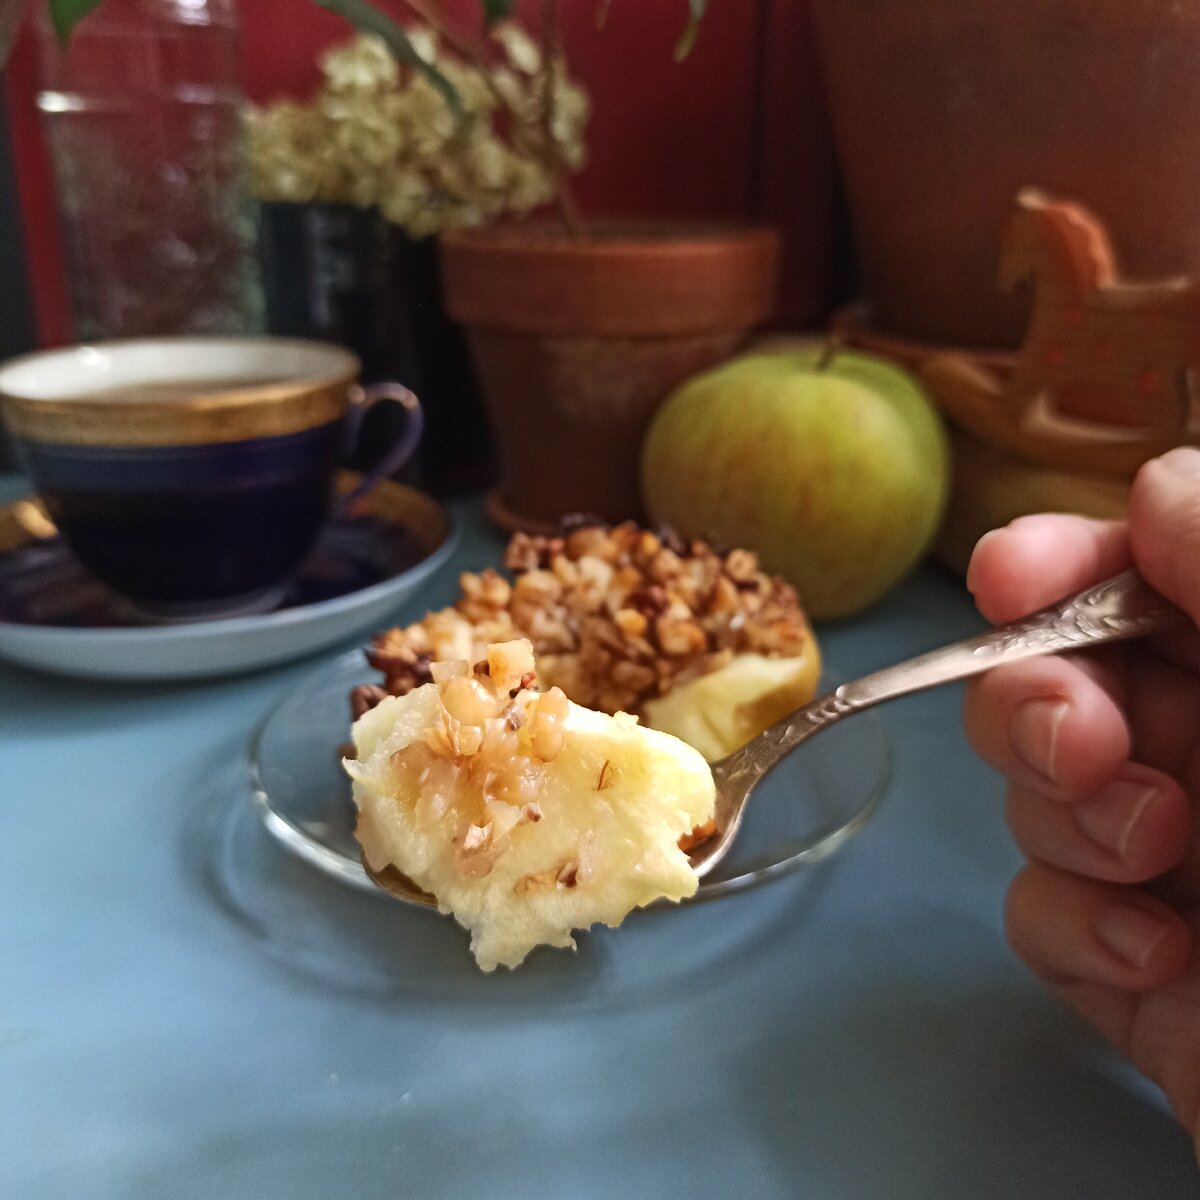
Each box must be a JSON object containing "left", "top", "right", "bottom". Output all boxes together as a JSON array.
[
  {"left": 0, "top": 498, "right": 56, "bottom": 553},
  {"left": 0, "top": 472, "right": 452, "bottom": 557},
  {"left": 333, "top": 471, "right": 454, "bottom": 556},
  {"left": 0, "top": 376, "right": 358, "bottom": 447}
]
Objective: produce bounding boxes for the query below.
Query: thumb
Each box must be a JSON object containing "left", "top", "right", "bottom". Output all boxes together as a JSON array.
[{"left": 1128, "top": 447, "right": 1200, "bottom": 627}]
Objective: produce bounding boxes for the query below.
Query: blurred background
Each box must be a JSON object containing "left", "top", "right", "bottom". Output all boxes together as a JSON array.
[
  {"left": 0, "top": 0, "right": 847, "bottom": 355},
  {"left": 5, "top": 0, "right": 1197, "bottom": 589}
]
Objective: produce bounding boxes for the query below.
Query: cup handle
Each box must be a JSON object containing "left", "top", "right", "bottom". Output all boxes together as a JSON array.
[{"left": 336, "top": 382, "right": 424, "bottom": 512}]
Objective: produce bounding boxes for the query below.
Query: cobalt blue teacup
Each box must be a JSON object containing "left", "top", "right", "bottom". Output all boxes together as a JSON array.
[{"left": 0, "top": 336, "right": 422, "bottom": 620}]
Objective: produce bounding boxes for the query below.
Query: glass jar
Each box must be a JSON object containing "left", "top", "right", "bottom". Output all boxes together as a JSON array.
[{"left": 34, "top": 0, "right": 263, "bottom": 338}]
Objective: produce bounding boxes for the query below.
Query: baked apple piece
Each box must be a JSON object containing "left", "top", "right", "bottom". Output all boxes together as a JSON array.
[
  {"left": 345, "top": 639, "right": 715, "bottom": 971},
  {"left": 362, "top": 522, "right": 820, "bottom": 762}
]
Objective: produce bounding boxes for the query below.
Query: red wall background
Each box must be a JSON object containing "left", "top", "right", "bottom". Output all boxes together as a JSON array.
[{"left": 5, "top": 0, "right": 840, "bottom": 346}]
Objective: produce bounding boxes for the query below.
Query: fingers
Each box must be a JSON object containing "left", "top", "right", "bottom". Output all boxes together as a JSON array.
[
  {"left": 965, "top": 452, "right": 1200, "bottom": 1081},
  {"left": 1126, "top": 652, "right": 1200, "bottom": 779},
  {"left": 966, "top": 513, "right": 1130, "bottom": 624},
  {"left": 1005, "top": 763, "right": 1193, "bottom": 884},
  {"left": 963, "top": 655, "right": 1130, "bottom": 799},
  {"left": 1006, "top": 862, "right": 1192, "bottom": 991},
  {"left": 1129, "top": 447, "right": 1200, "bottom": 628}
]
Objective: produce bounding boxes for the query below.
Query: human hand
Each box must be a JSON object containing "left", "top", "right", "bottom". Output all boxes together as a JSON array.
[{"left": 963, "top": 447, "right": 1200, "bottom": 1152}]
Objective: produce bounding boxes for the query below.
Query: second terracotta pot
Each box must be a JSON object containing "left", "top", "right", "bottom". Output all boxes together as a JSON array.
[
  {"left": 809, "top": 0, "right": 1200, "bottom": 349},
  {"left": 440, "top": 224, "right": 779, "bottom": 529}
]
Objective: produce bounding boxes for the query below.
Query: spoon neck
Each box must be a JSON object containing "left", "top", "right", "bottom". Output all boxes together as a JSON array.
[
  {"left": 716, "top": 683, "right": 861, "bottom": 784},
  {"left": 717, "top": 568, "right": 1184, "bottom": 785}
]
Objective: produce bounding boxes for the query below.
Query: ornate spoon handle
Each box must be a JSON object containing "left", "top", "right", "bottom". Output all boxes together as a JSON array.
[{"left": 719, "top": 569, "right": 1186, "bottom": 784}]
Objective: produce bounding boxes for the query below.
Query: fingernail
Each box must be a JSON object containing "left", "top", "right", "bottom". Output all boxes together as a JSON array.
[
  {"left": 1093, "top": 902, "right": 1170, "bottom": 970},
  {"left": 1156, "top": 446, "right": 1200, "bottom": 481},
  {"left": 1072, "top": 779, "right": 1159, "bottom": 858},
  {"left": 1010, "top": 698, "right": 1069, "bottom": 783}
]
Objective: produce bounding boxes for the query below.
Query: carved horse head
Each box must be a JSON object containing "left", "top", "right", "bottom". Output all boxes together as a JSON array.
[{"left": 997, "top": 188, "right": 1116, "bottom": 303}]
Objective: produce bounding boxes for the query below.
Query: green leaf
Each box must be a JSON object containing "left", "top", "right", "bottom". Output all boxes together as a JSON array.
[
  {"left": 480, "top": 0, "right": 516, "bottom": 28},
  {"left": 674, "top": 0, "right": 707, "bottom": 61},
  {"left": 48, "top": 0, "right": 106, "bottom": 43},
  {"left": 309, "top": 0, "right": 464, "bottom": 117}
]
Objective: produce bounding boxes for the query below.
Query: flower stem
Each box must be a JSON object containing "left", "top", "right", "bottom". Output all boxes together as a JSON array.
[{"left": 541, "top": 0, "right": 583, "bottom": 238}]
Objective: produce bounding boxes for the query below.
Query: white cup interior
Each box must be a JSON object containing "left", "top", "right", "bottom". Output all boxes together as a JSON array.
[{"left": 0, "top": 337, "right": 359, "bottom": 402}]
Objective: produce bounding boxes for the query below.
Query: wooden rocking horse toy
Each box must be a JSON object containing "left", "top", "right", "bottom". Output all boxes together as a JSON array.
[{"left": 922, "top": 188, "right": 1200, "bottom": 479}]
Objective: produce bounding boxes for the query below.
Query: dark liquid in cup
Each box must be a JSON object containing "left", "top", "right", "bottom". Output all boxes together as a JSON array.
[
  {"left": 21, "top": 382, "right": 345, "bottom": 613},
  {"left": 44, "top": 475, "right": 335, "bottom": 606}
]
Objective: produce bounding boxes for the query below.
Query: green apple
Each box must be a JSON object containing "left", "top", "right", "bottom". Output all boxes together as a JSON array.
[{"left": 640, "top": 347, "right": 949, "bottom": 619}]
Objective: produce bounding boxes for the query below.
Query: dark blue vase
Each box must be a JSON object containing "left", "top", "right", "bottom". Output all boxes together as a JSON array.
[{"left": 259, "top": 202, "right": 495, "bottom": 497}]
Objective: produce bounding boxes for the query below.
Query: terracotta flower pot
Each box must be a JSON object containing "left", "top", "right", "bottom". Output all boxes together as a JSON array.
[
  {"left": 439, "top": 224, "right": 779, "bottom": 529},
  {"left": 809, "top": 0, "right": 1200, "bottom": 349}
]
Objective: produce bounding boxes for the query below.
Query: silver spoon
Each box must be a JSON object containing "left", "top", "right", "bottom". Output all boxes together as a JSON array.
[{"left": 365, "top": 568, "right": 1186, "bottom": 907}]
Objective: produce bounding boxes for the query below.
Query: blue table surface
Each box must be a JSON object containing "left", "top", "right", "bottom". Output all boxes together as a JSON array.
[{"left": 1, "top": 475, "right": 1195, "bottom": 1198}]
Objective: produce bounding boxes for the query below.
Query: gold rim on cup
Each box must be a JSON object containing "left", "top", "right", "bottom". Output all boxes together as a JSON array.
[{"left": 0, "top": 337, "right": 361, "bottom": 447}]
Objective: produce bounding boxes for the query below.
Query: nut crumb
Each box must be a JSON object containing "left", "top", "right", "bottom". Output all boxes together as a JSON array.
[
  {"left": 513, "top": 866, "right": 558, "bottom": 895},
  {"left": 596, "top": 760, "right": 614, "bottom": 790},
  {"left": 678, "top": 819, "right": 718, "bottom": 853},
  {"left": 350, "top": 683, "right": 388, "bottom": 720},
  {"left": 460, "top": 823, "right": 490, "bottom": 852}
]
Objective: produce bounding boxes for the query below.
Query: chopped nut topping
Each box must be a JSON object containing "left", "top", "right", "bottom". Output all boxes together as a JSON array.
[
  {"left": 556, "top": 860, "right": 580, "bottom": 888},
  {"left": 460, "top": 822, "right": 490, "bottom": 852},
  {"left": 360, "top": 520, "right": 812, "bottom": 719},
  {"left": 655, "top": 615, "right": 706, "bottom": 658},
  {"left": 513, "top": 866, "right": 559, "bottom": 895},
  {"left": 529, "top": 687, "right": 568, "bottom": 761},
  {"left": 724, "top": 548, "right": 760, "bottom": 583},
  {"left": 678, "top": 818, "right": 718, "bottom": 853},
  {"left": 454, "top": 821, "right": 500, "bottom": 878},
  {"left": 350, "top": 684, "right": 389, "bottom": 720},
  {"left": 383, "top": 641, "right": 569, "bottom": 882},
  {"left": 613, "top": 607, "right": 648, "bottom": 637},
  {"left": 596, "top": 759, "right": 614, "bottom": 791}
]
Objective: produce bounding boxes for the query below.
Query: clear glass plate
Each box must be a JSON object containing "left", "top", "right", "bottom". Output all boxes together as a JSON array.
[{"left": 248, "top": 649, "right": 895, "bottom": 906}]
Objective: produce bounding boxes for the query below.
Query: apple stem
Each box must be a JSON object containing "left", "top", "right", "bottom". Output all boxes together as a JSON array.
[{"left": 816, "top": 335, "right": 845, "bottom": 370}]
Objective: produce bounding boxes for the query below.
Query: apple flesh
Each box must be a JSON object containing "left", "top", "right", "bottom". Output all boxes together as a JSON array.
[
  {"left": 640, "top": 348, "right": 949, "bottom": 619},
  {"left": 642, "top": 651, "right": 820, "bottom": 763}
]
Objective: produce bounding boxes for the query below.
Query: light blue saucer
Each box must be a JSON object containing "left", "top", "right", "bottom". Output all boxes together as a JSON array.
[{"left": 0, "top": 476, "right": 457, "bottom": 681}]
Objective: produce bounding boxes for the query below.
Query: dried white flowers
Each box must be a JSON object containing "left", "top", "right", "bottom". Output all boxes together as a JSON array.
[{"left": 247, "top": 25, "right": 589, "bottom": 237}]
